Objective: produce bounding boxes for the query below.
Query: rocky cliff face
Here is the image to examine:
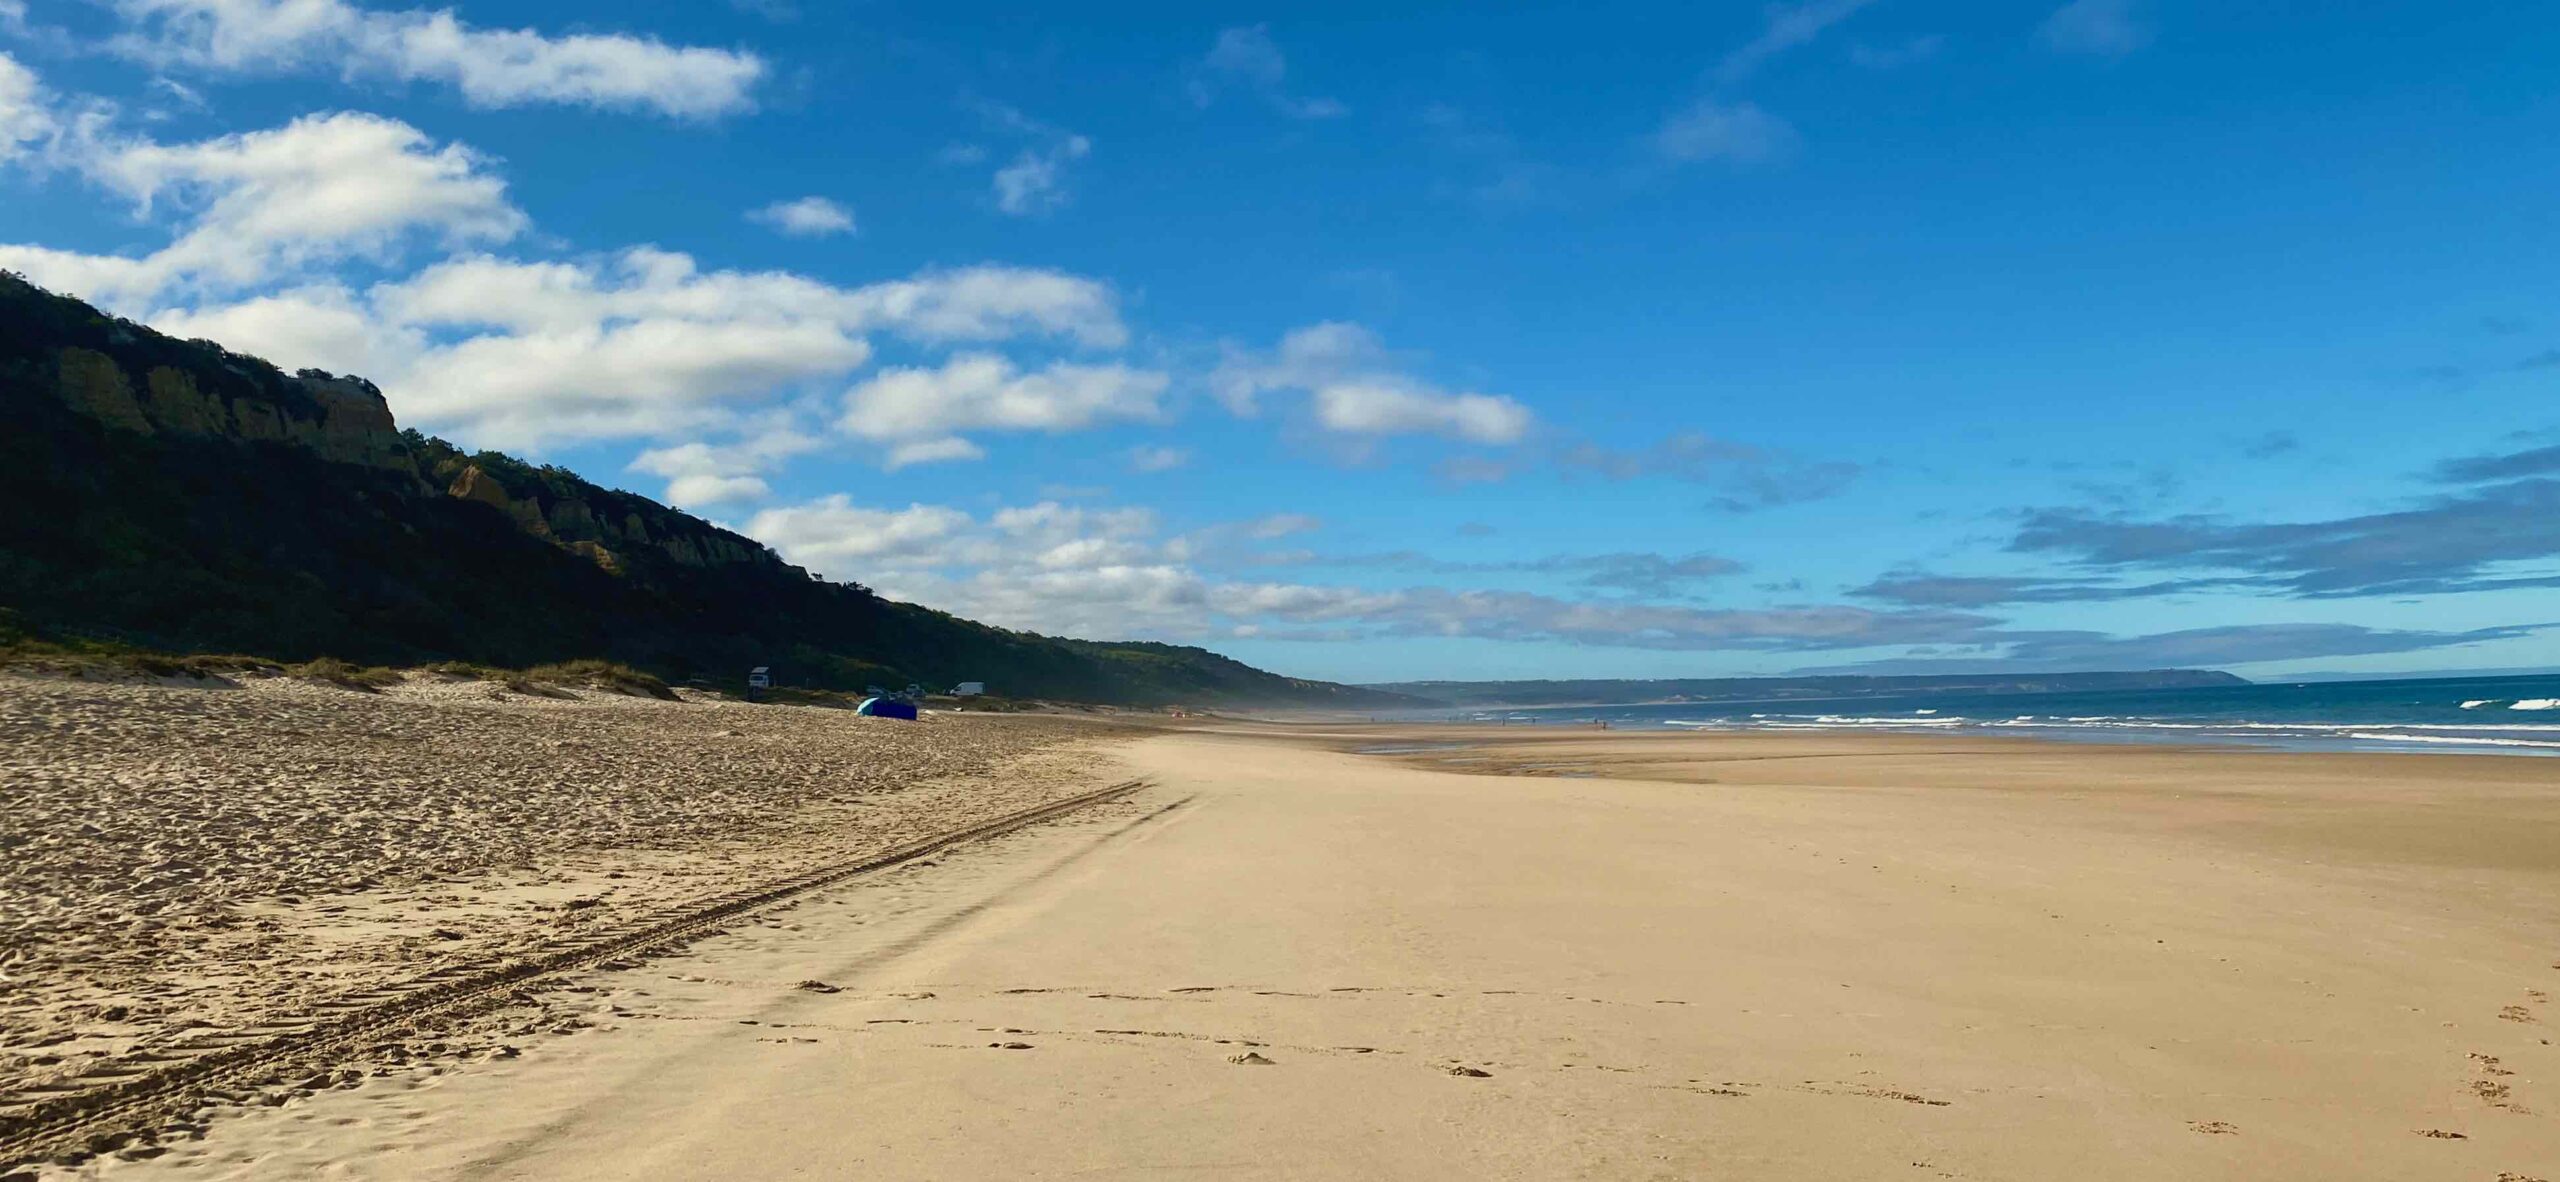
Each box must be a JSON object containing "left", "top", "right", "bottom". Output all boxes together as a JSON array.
[
  {"left": 440, "top": 462, "right": 766, "bottom": 571},
  {"left": 54, "top": 345, "right": 416, "bottom": 474}
]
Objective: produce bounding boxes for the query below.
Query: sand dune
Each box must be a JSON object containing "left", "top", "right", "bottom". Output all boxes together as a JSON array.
[{"left": 24, "top": 724, "right": 2554, "bottom": 1180}]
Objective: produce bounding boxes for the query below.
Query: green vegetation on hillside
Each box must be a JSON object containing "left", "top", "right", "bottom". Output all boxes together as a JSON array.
[{"left": 0, "top": 273, "right": 1403, "bottom": 709}]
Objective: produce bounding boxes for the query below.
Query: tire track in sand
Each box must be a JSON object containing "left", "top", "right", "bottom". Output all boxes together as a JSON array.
[{"left": 0, "top": 779, "right": 1149, "bottom": 1172}]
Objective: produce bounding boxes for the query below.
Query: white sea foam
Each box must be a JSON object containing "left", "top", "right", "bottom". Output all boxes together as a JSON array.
[
  {"left": 2383, "top": 722, "right": 2560, "bottom": 733},
  {"left": 1811, "top": 715, "right": 1965, "bottom": 727},
  {"left": 2461, "top": 699, "right": 2496, "bottom": 709},
  {"left": 2346, "top": 732, "right": 2560, "bottom": 750},
  {"left": 1640, "top": 702, "right": 2560, "bottom": 755},
  {"left": 1989, "top": 718, "right": 2206, "bottom": 729}
]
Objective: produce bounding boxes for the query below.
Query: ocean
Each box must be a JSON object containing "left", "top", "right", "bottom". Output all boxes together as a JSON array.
[{"left": 1388, "top": 672, "right": 2560, "bottom": 756}]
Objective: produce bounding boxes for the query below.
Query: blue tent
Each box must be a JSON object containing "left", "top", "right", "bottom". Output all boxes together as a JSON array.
[{"left": 856, "top": 696, "right": 918, "bottom": 720}]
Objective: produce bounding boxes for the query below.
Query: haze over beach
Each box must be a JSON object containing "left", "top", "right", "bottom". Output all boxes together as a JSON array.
[{"left": 3, "top": 1, "right": 2559, "bottom": 1179}]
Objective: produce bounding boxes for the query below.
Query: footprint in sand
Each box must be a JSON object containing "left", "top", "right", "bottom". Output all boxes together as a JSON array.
[
  {"left": 1227, "top": 1052, "right": 1275, "bottom": 1065},
  {"left": 2186, "top": 1120, "right": 2238, "bottom": 1135},
  {"left": 989, "top": 1041, "right": 1033, "bottom": 1050},
  {"left": 2413, "top": 1129, "right": 2467, "bottom": 1139},
  {"left": 1444, "top": 1065, "right": 1492, "bottom": 1078},
  {"left": 794, "top": 980, "right": 841, "bottom": 994}
]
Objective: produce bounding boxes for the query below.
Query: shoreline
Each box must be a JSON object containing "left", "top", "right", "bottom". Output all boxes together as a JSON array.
[{"left": 1318, "top": 707, "right": 2560, "bottom": 758}]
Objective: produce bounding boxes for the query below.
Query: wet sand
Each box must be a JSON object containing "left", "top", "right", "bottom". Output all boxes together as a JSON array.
[{"left": 39, "top": 723, "right": 2557, "bottom": 1180}]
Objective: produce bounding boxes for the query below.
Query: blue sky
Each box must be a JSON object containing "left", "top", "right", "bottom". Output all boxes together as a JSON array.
[{"left": 5, "top": 0, "right": 2559, "bottom": 684}]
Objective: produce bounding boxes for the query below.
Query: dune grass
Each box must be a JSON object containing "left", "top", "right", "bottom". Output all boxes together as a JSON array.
[
  {"left": 519, "top": 660, "right": 678, "bottom": 700},
  {"left": 3, "top": 613, "right": 673, "bottom": 700},
  {"left": 284, "top": 657, "right": 402, "bottom": 691}
]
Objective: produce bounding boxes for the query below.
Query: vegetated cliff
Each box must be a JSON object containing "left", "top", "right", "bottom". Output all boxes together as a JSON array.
[
  {"left": 1366, "top": 670, "right": 2251, "bottom": 708},
  {"left": 0, "top": 272, "right": 1403, "bottom": 708}
]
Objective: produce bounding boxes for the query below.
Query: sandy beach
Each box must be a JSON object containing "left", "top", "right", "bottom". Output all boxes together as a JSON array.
[
  {"left": 6, "top": 698, "right": 2559, "bottom": 1179},
  {"left": 0, "top": 673, "right": 1130, "bottom": 1131}
]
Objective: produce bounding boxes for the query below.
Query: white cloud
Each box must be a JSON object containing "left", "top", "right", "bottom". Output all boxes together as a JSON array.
[
  {"left": 0, "top": 110, "right": 524, "bottom": 306},
  {"left": 405, "top": 314, "right": 867, "bottom": 445},
  {"left": 992, "top": 134, "right": 1089, "bottom": 216},
  {"left": 748, "top": 195, "right": 854, "bottom": 237},
  {"left": 741, "top": 491, "right": 2012, "bottom": 652},
  {"left": 0, "top": 51, "right": 53, "bottom": 164},
  {"left": 1197, "top": 25, "right": 1284, "bottom": 95},
  {"left": 1246, "top": 513, "right": 1321, "bottom": 539},
  {"left": 1653, "top": 99, "right": 1795, "bottom": 166},
  {"left": 100, "top": 222, "right": 1129, "bottom": 448},
  {"left": 111, "top": 110, "right": 523, "bottom": 259},
  {"left": 843, "top": 263, "right": 1126, "bottom": 349},
  {"left": 884, "top": 436, "right": 986, "bottom": 469},
  {"left": 1125, "top": 444, "right": 1189, "bottom": 473},
  {"left": 2039, "top": 0, "right": 2149, "bottom": 56},
  {"left": 749, "top": 496, "right": 1215, "bottom": 638},
  {"left": 377, "top": 253, "right": 1122, "bottom": 347},
  {"left": 964, "top": 100, "right": 1093, "bottom": 217},
  {"left": 666, "top": 471, "right": 771, "bottom": 506},
  {"left": 1716, "top": 0, "right": 1877, "bottom": 84},
  {"left": 105, "top": 0, "right": 764, "bottom": 117},
  {"left": 1312, "top": 382, "right": 1532, "bottom": 444},
  {"left": 148, "top": 282, "right": 421, "bottom": 377},
  {"left": 1212, "top": 322, "right": 1533, "bottom": 445},
  {"left": 64, "top": 189, "right": 1126, "bottom": 447},
  {"left": 746, "top": 497, "right": 979, "bottom": 571},
  {"left": 840, "top": 353, "right": 1169, "bottom": 460},
  {"left": 367, "top": 249, "right": 879, "bottom": 444},
  {"left": 626, "top": 426, "right": 819, "bottom": 507},
  {"left": 92, "top": 241, "right": 1125, "bottom": 449},
  {"left": 1190, "top": 25, "right": 1346, "bottom": 119}
]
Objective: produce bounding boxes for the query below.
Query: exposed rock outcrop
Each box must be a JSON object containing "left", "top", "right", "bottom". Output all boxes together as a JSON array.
[
  {"left": 57, "top": 348, "right": 154, "bottom": 434},
  {"left": 53, "top": 345, "right": 416, "bottom": 475},
  {"left": 443, "top": 463, "right": 762, "bottom": 571}
]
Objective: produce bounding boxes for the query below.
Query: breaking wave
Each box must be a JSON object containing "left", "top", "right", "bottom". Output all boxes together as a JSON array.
[{"left": 1653, "top": 712, "right": 2560, "bottom": 754}]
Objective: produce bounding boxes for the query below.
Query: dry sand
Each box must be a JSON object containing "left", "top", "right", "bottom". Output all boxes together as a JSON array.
[
  {"left": 0, "top": 673, "right": 1128, "bottom": 1121},
  {"left": 11, "top": 714, "right": 2560, "bottom": 1179}
]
